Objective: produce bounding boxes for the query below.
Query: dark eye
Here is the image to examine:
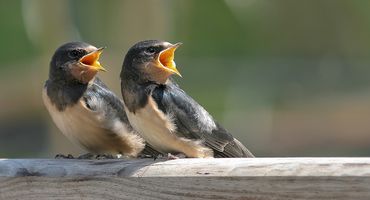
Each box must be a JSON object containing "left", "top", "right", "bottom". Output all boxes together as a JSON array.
[
  {"left": 69, "top": 49, "right": 82, "bottom": 58},
  {"left": 145, "top": 47, "right": 156, "bottom": 55}
]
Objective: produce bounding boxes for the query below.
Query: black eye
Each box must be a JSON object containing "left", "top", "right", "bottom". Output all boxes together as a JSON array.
[
  {"left": 69, "top": 49, "right": 82, "bottom": 59},
  {"left": 145, "top": 47, "right": 156, "bottom": 55}
]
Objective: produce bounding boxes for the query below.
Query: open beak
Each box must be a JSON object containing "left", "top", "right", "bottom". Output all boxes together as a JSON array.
[
  {"left": 79, "top": 47, "right": 107, "bottom": 72},
  {"left": 157, "top": 43, "right": 182, "bottom": 77}
]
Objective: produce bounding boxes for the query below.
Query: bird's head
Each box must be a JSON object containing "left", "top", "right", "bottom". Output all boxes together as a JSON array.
[
  {"left": 121, "top": 40, "right": 182, "bottom": 84},
  {"left": 49, "top": 42, "right": 106, "bottom": 84}
]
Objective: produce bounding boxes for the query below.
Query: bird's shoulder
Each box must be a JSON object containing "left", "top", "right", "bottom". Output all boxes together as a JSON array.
[
  {"left": 84, "top": 78, "right": 124, "bottom": 112},
  {"left": 82, "top": 78, "right": 132, "bottom": 129}
]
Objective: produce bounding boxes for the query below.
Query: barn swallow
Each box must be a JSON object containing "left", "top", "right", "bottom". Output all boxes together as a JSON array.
[
  {"left": 43, "top": 42, "right": 157, "bottom": 158},
  {"left": 120, "top": 40, "right": 254, "bottom": 158}
]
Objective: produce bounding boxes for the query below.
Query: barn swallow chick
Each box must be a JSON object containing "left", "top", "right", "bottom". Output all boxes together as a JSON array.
[
  {"left": 43, "top": 42, "right": 148, "bottom": 158},
  {"left": 120, "top": 40, "right": 254, "bottom": 158}
]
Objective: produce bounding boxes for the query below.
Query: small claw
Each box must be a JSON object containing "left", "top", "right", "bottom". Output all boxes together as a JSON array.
[
  {"left": 77, "top": 153, "right": 95, "bottom": 159},
  {"left": 55, "top": 154, "right": 74, "bottom": 159},
  {"left": 95, "top": 154, "right": 115, "bottom": 160},
  {"left": 138, "top": 154, "right": 155, "bottom": 159}
]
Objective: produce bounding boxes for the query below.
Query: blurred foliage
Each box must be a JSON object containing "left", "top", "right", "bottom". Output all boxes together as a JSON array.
[
  {"left": 1, "top": 0, "right": 370, "bottom": 157},
  {"left": 0, "top": 1, "right": 36, "bottom": 63}
]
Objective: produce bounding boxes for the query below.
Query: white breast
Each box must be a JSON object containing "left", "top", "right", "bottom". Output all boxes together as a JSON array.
[
  {"left": 42, "top": 88, "right": 143, "bottom": 155},
  {"left": 124, "top": 97, "right": 177, "bottom": 152},
  {"left": 124, "top": 97, "right": 213, "bottom": 158}
]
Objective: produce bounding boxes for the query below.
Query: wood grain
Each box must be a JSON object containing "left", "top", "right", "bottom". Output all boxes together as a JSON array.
[{"left": 0, "top": 158, "right": 370, "bottom": 200}]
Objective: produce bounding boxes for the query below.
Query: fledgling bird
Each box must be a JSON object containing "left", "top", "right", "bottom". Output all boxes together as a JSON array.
[
  {"left": 43, "top": 42, "right": 149, "bottom": 158},
  {"left": 120, "top": 40, "right": 254, "bottom": 158}
]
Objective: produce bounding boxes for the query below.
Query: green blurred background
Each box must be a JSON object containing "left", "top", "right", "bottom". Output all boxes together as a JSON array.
[{"left": 1, "top": 0, "right": 370, "bottom": 158}]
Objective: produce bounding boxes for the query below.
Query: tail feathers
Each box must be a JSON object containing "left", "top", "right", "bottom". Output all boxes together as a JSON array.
[
  {"left": 214, "top": 138, "right": 254, "bottom": 158},
  {"left": 140, "top": 140, "right": 254, "bottom": 158}
]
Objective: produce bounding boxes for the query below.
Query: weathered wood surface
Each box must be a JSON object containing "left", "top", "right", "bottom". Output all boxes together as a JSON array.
[{"left": 0, "top": 158, "right": 370, "bottom": 200}]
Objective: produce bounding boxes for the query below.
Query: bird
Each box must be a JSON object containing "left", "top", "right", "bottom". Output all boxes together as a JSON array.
[
  {"left": 43, "top": 41, "right": 156, "bottom": 158},
  {"left": 120, "top": 40, "right": 254, "bottom": 158}
]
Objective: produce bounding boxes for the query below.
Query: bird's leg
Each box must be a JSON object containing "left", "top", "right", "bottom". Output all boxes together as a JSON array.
[
  {"left": 95, "top": 154, "right": 115, "bottom": 159},
  {"left": 77, "top": 153, "right": 95, "bottom": 159},
  {"left": 77, "top": 153, "right": 123, "bottom": 159},
  {"left": 138, "top": 154, "right": 155, "bottom": 159},
  {"left": 55, "top": 154, "right": 74, "bottom": 159},
  {"left": 137, "top": 153, "right": 164, "bottom": 160},
  {"left": 167, "top": 153, "right": 187, "bottom": 160}
]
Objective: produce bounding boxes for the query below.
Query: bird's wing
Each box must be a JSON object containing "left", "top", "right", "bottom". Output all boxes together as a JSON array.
[
  {"left": 85, "top": 78, "right": 161, "bottom": 156},
  {"left": 152, "top": 81, "right": 253, "bottom": 157},
  {"left": 83, "top": 78, "right": 132, "bottom": 130}
]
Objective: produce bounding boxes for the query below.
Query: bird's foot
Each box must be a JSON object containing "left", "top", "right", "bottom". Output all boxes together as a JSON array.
[
  {"left": 77, "top": 153, "right": 120, "bottom": 159},
  {"left": 77, "top": 153, "right": 95, "bottom": 159},
  {"left": 138, "top": 154, "right": 156, "bottom": 159},
  {"left": 153, "top": 154, "right": 163, "bottom": 160},
  {"left": 167, "top": 153, "right": 187, "bottom": 160},
  {"left": 55, "top": 154, "right": 74, "bottom": 159},
  {"left": 95, "top": 154, "right": 115, "bottom": 159}
]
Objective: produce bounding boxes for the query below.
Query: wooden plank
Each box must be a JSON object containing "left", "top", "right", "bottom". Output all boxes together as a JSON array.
[{"left": 0, "top": 158, "right": 370, "bottom": 199}]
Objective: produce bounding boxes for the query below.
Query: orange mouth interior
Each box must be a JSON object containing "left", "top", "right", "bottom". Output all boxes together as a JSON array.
[
  {"left": 158, "top": 43, "right": 182, "bottom": 76},
  {"left": 79, "top": 47, "right": 106, "bottom": 71},
  {"left": 159, "top": 48, "right": 175, "bottom": 69}
]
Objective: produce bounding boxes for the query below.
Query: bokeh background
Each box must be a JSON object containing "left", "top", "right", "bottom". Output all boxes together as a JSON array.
[{"left": 1, "top": 0, "right": 370, "bottom": 158}]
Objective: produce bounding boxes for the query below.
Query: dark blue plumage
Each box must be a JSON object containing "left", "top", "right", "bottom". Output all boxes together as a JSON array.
[
  {"left": 43, "top": 42, "right": 158, "bottom": 157},
  {"left": 120, "top": 40, "right": 254, "bottom": 158},
  {"left": 152, "top": 79, "right": 253, "bottom": 157}
]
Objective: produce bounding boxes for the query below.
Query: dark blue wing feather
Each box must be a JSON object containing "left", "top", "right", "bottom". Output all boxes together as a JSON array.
[
  {"left": 83, "top": 78, "right": 132, "bottom": 131},
  {"left": 84, "top": 78, "right": 161, "bottom": 156},
  {"left": 152, "top": 80, "right": 253, "bottom": 157}
]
